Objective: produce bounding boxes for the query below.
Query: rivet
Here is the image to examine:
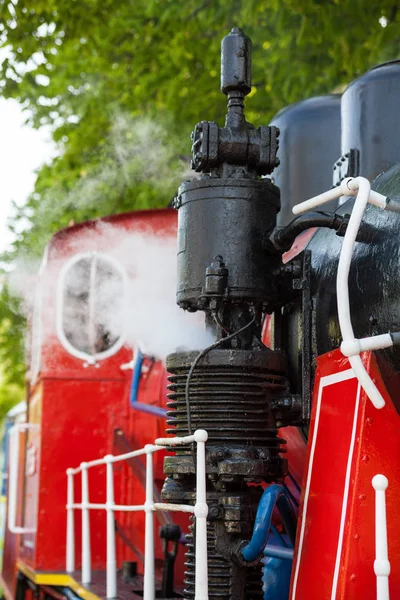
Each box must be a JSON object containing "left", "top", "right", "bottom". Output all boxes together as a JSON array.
[
  {"left": 359, "top": 494, "right": 366, "bottom": 501},
  {"left": 354, "top": 534, "right": 360, "bottom": 541},
  {"left": 361, "top": 455, "right": 370, "bottom": 463},
  {"left": 366, "top": 417, "right": 373, "bottom": 425},
  {"left": 350, "top": 573, "right": 356, "bottom": 582}
]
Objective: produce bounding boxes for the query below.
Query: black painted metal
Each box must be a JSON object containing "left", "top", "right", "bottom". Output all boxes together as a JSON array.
[
  {"left": 160, "top": 524, "right": 181, "bottom": 599},
  {"left": 176, "top": 178, "right": 280, "bottom": 311},
  {"left": 341, "top": 60, "right": 400, "bottom": 181},
  {"left": 166, "top": 348, "right": 287, "bottom": 450},
  {"left": 307, "top": 163, "right": 400, "bottom": 413},
  {"left": 165, "top": 28, "right": 292, "bottom": 600},
  {"left": 270, "top": 95, "right": 341, "bottom": 226},
  {"left": 270, "top": 211, "right": 349, "bottom": 253}
]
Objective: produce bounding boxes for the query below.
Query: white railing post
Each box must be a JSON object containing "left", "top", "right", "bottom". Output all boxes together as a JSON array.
[
  {"left": 372, "top": 475, "right": 390, "bottom": 600},
  {"left": 8, "top": 425, "right": 19, "bottom": 534},
  {"left": 143, "top": 446, "right": 155, "bottom": 600},
  {"left": 105, "top": 456, "right": 117, "bottom": 599},
  {"left": 66, "top": 469, "right": 75, "bottom": 572},
  {"left": 194, "top": 430, "right": 209, "bottom": 600},
  {"left": 81, "top": 463, "right": 91, "bottom": 584}
]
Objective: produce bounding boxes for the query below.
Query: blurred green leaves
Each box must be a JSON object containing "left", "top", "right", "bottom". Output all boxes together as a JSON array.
[{"left": 0, "top": 0, "right": 399, "bottom": 413}]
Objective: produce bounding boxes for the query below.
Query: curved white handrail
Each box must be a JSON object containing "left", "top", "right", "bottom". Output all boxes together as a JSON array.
[{"left": 293, "top": 176, "right": 397, "bottom": 409}]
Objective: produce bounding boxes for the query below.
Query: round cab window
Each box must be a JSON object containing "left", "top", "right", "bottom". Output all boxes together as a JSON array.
[{"left": 57, "top": 253, "right": 126, "bottom": 361}]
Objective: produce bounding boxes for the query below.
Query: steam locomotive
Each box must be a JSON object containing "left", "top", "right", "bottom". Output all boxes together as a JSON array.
[{"left": 1, "top": 27, "right": 399, "bottom": 600}]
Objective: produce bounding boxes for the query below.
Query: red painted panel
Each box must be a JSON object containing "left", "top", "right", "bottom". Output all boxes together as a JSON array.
[
  {"left": 291, "top": 350, "right": 400, "bottom": 600},
  {"left": 291, "top": 370, "right": 359, "bottom": 598}
]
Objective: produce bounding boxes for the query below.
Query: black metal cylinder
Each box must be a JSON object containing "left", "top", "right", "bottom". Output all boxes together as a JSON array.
[
  {"left": 342, "top": 60, "right": 400, "bottom": 181},
  {"left": 270, "top": 95, "right": 341, "bottom": 226},
  {"left": 176, "top": 178, "right": 280, "bottom": 309},
  {"left": 221, "top": 28, "right": 252, "bottom": 95}
]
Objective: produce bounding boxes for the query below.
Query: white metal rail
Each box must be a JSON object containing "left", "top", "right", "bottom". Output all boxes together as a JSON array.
[
  {"left": 8, "top": 423, "right": 39, "bottom": 534},
  {"left": 293, "top": 176, "right": 398, "bottom": 410},
  {"left": 372, "top": 475, "right": 390, "bottom": 600},
  {"left": 66, "top": 429, "right": 208, "bottom": 600}
]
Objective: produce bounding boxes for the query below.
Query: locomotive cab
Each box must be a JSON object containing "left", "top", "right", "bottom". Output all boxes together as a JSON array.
[{"left": 0, "top": 209, "right": 192, "bottom": 600}]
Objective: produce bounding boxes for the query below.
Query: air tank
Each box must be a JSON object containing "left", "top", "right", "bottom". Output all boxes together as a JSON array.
[
  {"left": 341, "top": 60, "right": 400, "bottom": 180},
  {"left": 270, "top": 94, "right": 341, "bottom": 226}
]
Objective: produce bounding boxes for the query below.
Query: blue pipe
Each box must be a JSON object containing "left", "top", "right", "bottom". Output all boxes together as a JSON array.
[
  {"left": 263, "top": 545, "right": 294, "bottom": 561},
  {"left": 129, "top": 349, "right": 168, "bottom": 419},
  {"left": 129, "top": 349, "right": 144, "bottom": 406},
  {"left": 131, "top": 401, "right": 167, "bottom": 419},
  {"left": 262, "top": 529, "right": 293, "bottom": 600},
  {"left": 241, "top": 484, "right": 297, "bottom": 562}
]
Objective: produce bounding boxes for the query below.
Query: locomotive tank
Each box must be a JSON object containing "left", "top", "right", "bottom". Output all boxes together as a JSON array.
[
  {"left": 341, "top": 60, "right": 400, "bottom": 180},
  {"left": 307, "top": 61, "right": 400, "bottom": 412},
  {"left": 270, "top": 95, "right": 341, "bottom": 226}
]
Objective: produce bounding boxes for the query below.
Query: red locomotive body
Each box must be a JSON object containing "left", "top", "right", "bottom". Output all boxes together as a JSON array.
[{"left": 0, "top": 208, "right": 189, "bottom": 599}]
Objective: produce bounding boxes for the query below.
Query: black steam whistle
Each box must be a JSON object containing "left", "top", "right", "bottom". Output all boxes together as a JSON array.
[
  {"left": 174, "top": 28, "right": 282, "bottom": 342},
  {"left": 164, "top": 29, "right": 290, "bottom": 600}
]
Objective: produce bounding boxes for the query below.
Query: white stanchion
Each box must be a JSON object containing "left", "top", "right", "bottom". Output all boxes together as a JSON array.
[
  {"left": 105, "top": 457, "right": 117, "bottom": 598},
  {"left": 143, "top": 446, "right": 155, "bottom": 600},
  {"left": 81, "top": 463, "right": 91, "bottom": 584},
  {"left": 66, "top": 468, "right": 75, "bottom": 572},
  {"left": 372, "top": 475, "right": 390, "bottom": 600},
  {"left": 194, "top": 430, "right": 209, "bottom": 600}
]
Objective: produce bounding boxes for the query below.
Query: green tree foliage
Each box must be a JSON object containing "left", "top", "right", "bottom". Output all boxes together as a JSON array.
[{"left": 0, "top": 0, "right": 399, "bottom": 411}]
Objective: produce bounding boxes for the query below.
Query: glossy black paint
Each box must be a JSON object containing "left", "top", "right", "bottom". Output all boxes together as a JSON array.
[
  {"left": 307, "top": 163, "right": 400, "bottom": 411},
  {"left": 176, "top": 178, "right": 280, "bottom": 309},
  {"left": 342, "top": 60, "right": 400, "bottom": 181},
  {"left": 270, "top": 95, "right": 341, "bottom": 226}
]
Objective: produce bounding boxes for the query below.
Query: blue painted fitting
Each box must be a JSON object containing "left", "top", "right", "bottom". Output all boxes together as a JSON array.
[
  {"left": 130, "top": 401, "right": 167, "bottom": 419},
  {"left": 129, "top": 349, "right": 144, "bottom": 406},
  {"left": 241, "top": 484, "right": 297, "bottom": 562},
  {"left": 263, "top": 545, "right": 294, "bottom": 561}
]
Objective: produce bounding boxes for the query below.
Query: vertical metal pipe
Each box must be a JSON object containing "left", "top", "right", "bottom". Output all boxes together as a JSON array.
[
  {"left": 372, "top": 474, "right": 391, "bottom": 600},
  {"left": 194, "top": 430, "right": 209, "bottom": 600},
  {"left": 66, "top": 469, "right": 75, "bottom": 573},
  {"left": 106, "top": 457, "right": 117, "bottom": 598},
  {"left": 81, "top": 463, "right": 91, "bottom": 584},
  {"left": 143, "top": 446, "right": 155, "bottom": 600}
]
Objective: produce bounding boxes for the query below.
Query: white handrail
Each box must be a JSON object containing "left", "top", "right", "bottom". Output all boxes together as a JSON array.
[
  {"left": 8, "top": 423, "right": 38, "bottom": 534},
  {"left": 66, "top": 429, "right": 209, "bottom": 600},
  {"left": 372, "top": 475, "right": 390, "bottom": 600},
  {"left": 293, "top": 176, "right": 395, "bottom": 409}
]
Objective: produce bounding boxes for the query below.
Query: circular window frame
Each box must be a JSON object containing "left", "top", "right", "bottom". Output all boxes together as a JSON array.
[{"left": 56, "top": 251, "right": 128, "bottom": 363}]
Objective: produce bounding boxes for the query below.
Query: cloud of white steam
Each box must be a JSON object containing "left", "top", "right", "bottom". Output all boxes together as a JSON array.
[
  {"left": 8, "top": 223, "right": 213, "bottom": 361},
  {"left": 105, "top": 227, "right": 212, "bottom": 358}
]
